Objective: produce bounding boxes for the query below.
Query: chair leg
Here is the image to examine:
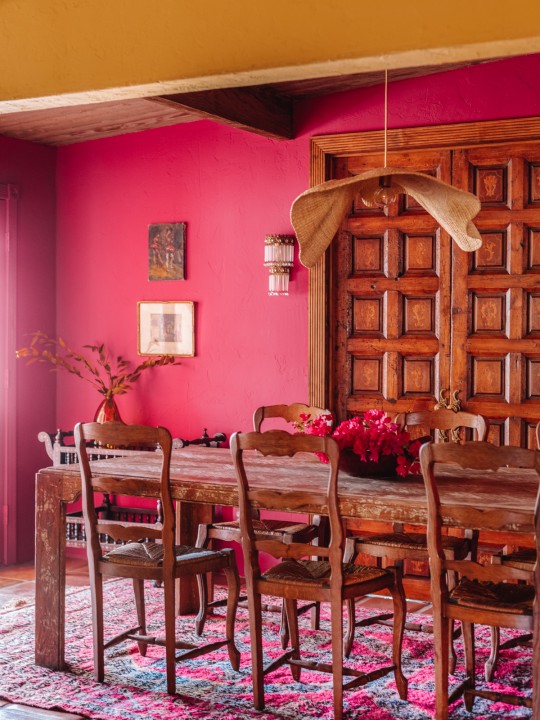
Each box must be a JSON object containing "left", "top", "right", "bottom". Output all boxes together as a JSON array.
[
  {"left": 446, "top": 569, "right": 458, "bottom": 673},
  {"left": 163, "top": 577, "right": 177, "bottom": 695},
  {"left": 285, "top": 599, "right": 301, "bottom": 681},
  {"left": 195, "top": 572, "right": 209, "bottom": 637},
  {"left": 432, "top": 609, "right": 450, "bottom": 720},
  {"left": 331, "top": 601, "right": 344, "bottom": 720},
  {"left": 343, "top": 598, "right": 355, "bottom": 658},
  {"left": 462, "top": 621, "right": 476, "bottom": 711},
  {"left": 485, "top": 626, "right": 500, "bottom": 682},
  {"left": 310, "top": 601, "right": 321, "bottom": 631},
  {"left": 89, "top": 571, "right": 105, "bottom": 683},
  {"left": 195, "top": 524, "right": 211, "bottom": 635},
  {"left": 246, "top": 588, "right": 265, "bottom": 711},
  {"left": 132, "top": 578, "right": 147, "bottom": 656},
  {"left": 449, "top": 621, "right": 458, "bottom": 674},
  {"left": 223, "top": 562, "right": 241, "bottom": 671},
  {"left": 388, "top": 573, "right": 408, "bottom": 700},
  {"left": 280, "top": 601, "right": 290, "bottom": 650}
]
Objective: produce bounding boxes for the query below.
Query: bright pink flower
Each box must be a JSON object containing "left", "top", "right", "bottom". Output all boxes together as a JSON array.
[{"left": 291, "top": 410, "right": 421, "bottom": 475}]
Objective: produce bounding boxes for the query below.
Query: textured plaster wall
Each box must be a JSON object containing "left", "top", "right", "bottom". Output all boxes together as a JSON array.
[
  {"left": 54, "top": 54, "right": 540, "bottom": 442},
  {"left": 10, "top": 53, "right": 540, "bottom": 562},
  {"left": 55, "top": 120, "right": 311, "bottom": 439},
  {"left": 0, "top": 135, "right": 56, "bottom": 561}
]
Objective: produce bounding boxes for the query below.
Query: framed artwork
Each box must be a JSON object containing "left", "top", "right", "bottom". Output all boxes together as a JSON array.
[
  {"left": 138, "top": 301, "right": 195, "bottom": 356},
  {"left": 148, "top": 222, "right": 186, "bottom": 281}
]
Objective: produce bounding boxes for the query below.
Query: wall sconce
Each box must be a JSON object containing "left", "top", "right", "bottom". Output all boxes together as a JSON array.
[{"left": 264, "top": 234, "right": 295, "bottom": 295}]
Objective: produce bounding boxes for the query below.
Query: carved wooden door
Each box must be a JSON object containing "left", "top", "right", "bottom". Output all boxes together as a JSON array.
[
  {"left": 330, "top": 141, "right": 540, "bottom": 448},
  {"left": 452, "top": 143, "right": 540, "bottom": 448},
  {"left": 331, "top": 149, "right": 453, "bottom": 423}
]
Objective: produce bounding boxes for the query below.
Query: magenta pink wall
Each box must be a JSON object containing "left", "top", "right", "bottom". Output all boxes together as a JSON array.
[
  {"left": 296, "top": 54, "right": 540, "bottom": 136},
  {"left": 9, "top": 53, "right": 540, "bottom": 562},
  {"left": 55, "top": 122, "right": 311, "bottom": 438},
  {"left": 0, "top": 135, "right": 56, "bottom": 562}
]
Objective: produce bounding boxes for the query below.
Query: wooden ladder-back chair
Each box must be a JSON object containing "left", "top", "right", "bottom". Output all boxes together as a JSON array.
[
  {"left": 420, "top": 441, "right": 539, "bottom": 718},
  {"left": 343, "top": 409, "right": 488, "bottom": 663},
  {"left": 195, "top": 403, "right": 332, "bottom": 643},
  {"left": 232, "top": 429, "right": 408, "bottom": 720},
  {"left": 75, "top": 421, "right": 240, "bottom": 695},
  {"left": 485, "top": 419, "right": 540, "bottom": 682}
]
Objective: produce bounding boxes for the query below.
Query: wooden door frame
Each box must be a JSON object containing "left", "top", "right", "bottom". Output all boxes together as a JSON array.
[{"left": 308, "top": 115, "right": 540, "bottom": 408}]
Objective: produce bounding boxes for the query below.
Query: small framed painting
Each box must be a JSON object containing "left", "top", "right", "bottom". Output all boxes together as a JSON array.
[
  {"left": 148, "top": 222, "right": 186, "bottom": 281},
  {"left": 138, "top": 301, "right": 195, "bottom": 356}
]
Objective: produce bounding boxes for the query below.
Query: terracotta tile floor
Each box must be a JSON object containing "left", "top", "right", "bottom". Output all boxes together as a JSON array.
[
  {"left": 0, "top": 558, "right": 432, "bottom": 719},
  {"left": 0, "top": 556, "right": 90, "bottom": 719},
  {"left": 0, "top": 557, "right": 89, "bottom": 612}
]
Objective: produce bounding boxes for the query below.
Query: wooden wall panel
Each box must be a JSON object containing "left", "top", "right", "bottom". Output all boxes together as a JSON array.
[{"left": 310, "top": 117, "right": 540, "bottom": 443}]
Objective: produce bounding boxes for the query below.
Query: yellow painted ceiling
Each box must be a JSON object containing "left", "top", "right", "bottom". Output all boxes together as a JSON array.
[{"left": 1, "top": 0, "right": 540, "bottom": 108}]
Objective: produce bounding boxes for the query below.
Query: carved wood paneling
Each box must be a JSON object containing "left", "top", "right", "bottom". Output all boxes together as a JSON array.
[
  {"left": 471, "top": 292, "right": 507, "bottom": 335},
  {"left": 474, "top": 165, "right": 508, "bottom": 206},
  {"left": 352, "top": 296, "right": 383, "bottom": 334},
  {"left": 402, "top": 357, "right": 434, "bottom": 396},
  {"left": 404, "top": 233, "right": 436, "bottom": 274},
  {"left": 472, "top": 230, "right": 508, "bottom": 273},
  {"left": 452, "top": 142, "right": 540, "bottom": 439},
  {"left": 527, "top": 227, "right": 540, "bottom": 270},
  {"left": 309, "top": 118, "right": 540, "bottom": 444},
  {"left": 327, "top": 149, "right": 451, "bottom": 420},
  {"left": 403, "top": 296, "right": 435, "bottom": 335},
  {"left": 352, "top": 234, "right": 385, "bottom": 273},
  {"left": 527, "top": 294, "right": 540, "bottom": 335}
]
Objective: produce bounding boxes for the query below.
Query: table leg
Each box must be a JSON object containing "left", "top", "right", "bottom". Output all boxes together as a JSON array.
[
  {"left": 175, "top": 500, "right": 212, "bottom": 614},
  {"left": 35, "top": 472, "right": 67, "bottom": 669}
]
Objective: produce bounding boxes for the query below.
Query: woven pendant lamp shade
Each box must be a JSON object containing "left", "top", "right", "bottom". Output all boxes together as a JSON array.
[{"left": 290, "top": 167, "right": 482, "bottom": 269}]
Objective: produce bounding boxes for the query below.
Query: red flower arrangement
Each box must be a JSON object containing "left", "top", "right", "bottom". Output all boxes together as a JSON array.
[{"left": 293, "top": 409, "right": 421, "bottom": 477}]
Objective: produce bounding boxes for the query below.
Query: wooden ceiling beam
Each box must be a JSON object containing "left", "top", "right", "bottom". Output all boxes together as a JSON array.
[{"left": 152, "top": 87, "right": 294, "bottom": 140}]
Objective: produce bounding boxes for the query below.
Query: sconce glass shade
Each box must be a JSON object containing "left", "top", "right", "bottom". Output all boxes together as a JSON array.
[{"left": 264, "top": 234, "right": 295, "bottom": 295}]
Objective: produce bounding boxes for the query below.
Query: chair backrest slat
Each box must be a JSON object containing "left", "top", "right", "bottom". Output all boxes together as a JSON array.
[
  {"left": 395, "top": 409, "right": 488, "bottom": 442},
  {"left": 253, "top": 403, "right": 333, "bottom": 432}
]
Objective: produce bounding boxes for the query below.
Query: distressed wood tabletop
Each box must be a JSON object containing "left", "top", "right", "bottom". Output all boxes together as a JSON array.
[{"left": 35, "top": 445, "right": 538, "bottom": 671}]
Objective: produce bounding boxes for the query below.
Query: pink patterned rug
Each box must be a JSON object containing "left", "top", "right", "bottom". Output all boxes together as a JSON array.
[{"left": 0, "top": 579, "right": 532, "bottom": 719}]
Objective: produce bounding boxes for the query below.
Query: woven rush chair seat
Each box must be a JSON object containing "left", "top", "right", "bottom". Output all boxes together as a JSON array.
[
  {"left": 358, "top": 532, "right": 470, "bottom": 555},
  {"left": 194, "top": 402, "right": 333, "bottom": 643},
  {"left": 208, "top": 518, "right": 317, "bottom": 543},
  {"left": 104, "top": 542, "right": 230, "bottom": 568},
  {"left": 449, "top": 577, "right": 534, "bottom": 614},
  {"left": 264, "top": 559, "right": 390, "bottom": 588},
  {"left": 494, "top": 547, "right": 536, "bottom": 571}
]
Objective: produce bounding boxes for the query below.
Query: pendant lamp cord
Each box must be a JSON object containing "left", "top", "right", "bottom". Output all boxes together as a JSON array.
[{"left": 383, "top": 68, "right": 388, "bottom": 168}]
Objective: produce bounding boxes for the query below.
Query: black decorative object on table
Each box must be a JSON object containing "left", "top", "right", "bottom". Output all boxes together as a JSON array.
[{"left": 175, "top": 428, "right": 226, "bottom": 448}]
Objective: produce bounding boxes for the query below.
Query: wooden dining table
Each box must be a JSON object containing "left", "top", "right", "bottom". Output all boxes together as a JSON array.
[{"left": 34, "top": 444, "right": 539, "bottom": 705}]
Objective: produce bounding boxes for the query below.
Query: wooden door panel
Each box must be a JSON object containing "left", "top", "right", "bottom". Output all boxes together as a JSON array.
[
  {"left": 331, "top": 150, "right": 452, "bottom": 422},
  {"left": 452, "top": 144, "right": 540, "bottom": 447}
]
